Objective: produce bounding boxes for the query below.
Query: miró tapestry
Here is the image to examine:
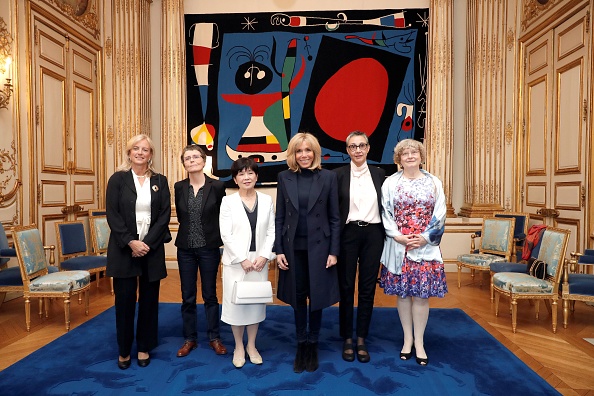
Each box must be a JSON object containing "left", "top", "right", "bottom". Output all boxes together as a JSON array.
[{"left": 185, "top": 7, "right": 429, "bottom": 184}]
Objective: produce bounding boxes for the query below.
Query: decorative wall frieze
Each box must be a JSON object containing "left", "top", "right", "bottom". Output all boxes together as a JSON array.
[
  {"left": 107, "top": 125, "right": 113, "bottom": 146},
  {"left": 521, "top": 0, "right": 559, "bottom": 31},
  {"left": 38, "top": 0, "right": 100, "bottom": 39}
]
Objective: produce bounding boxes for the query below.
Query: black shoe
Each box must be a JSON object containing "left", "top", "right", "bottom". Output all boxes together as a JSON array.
[
  {"left": 293, "top": 342, "right": 306, "bottom": 373},
  {"left": 117, "top": 357, "right": 131, "bottom": 370},
  {"left": 356, "top": 343, "right": 370, "bottom": 363},
  {"left": 342, "top": 340, "right": 355, "bottom": 362},
  {"left": 305, "top": 342, "right": 318, "bottom": 372},
  {"left": 400, "top": 351, "right": 413, "bottom": 360},
  {"left": 138, "top": 354, "right": 151, "bottom": 367},
  {"left": 416, "top": 356, "right": 428, "bottom": 366}
]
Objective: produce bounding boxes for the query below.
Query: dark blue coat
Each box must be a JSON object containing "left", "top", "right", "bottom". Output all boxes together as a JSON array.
[{"left": 274, "top": 168, "right": 341, "bottom": 311}]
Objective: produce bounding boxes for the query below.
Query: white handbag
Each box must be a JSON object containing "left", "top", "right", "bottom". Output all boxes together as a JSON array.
[{"left": 231, "top": 272, "right": 273, "bottom": 305}]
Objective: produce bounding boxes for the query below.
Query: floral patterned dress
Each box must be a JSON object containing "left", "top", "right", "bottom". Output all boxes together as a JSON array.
[{"left": 379, "top": 175, "right": 448, "bottom": 298}]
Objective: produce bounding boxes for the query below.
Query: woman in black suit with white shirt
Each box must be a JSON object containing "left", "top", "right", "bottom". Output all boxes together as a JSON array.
[
  {"left": 275, "top": 132, "right": 341, "bottom": 373},
  {"left": 106, "top": 134, "right": 171, "bottom": 370}
]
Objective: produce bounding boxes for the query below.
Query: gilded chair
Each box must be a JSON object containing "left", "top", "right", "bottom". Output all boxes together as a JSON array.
[
  {"left": 562, "top": 249, "right": 594, "bottom": 328},
  {"left": 88, "top": 215, "right": 113, "bottom": 294},
  {"left": 55, "top": 220, "right": 107, "bottom": 289},
  {"left": 490, "top": 224, "right": 547, "bottom": 300},
  {"left": 457, "top": 217, "right": 516, "bottom": 290},
  {"left": 12, "top": 224, "right": 91, "bottom": 331},
  {"left": 88, "top": 208, "right": 107, "bottom": 217},
  {"left": 492, "top": 212, "right": 529, "bottom": 262},
  {"left": 492, "top": 227, "right": 570, "bottom": 333},
  {"left": 0, "top": 223, "right": 19, "bottom": 308}
]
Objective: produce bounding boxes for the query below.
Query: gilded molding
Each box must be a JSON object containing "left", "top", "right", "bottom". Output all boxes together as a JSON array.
[
  {"left": 522, "top": 0, "right": 558, "bottom": 31},
  {"left": 506, "top": 29, "right": 515, "bottom": 51},
  {"left": 39, "top": 0, "right": 100, "bottom": 39},
  {"left": 0, "top": 141, "right": 21, "bottom": 206},
  {"left": 505, "top": 122, "right": 513, "bottom": 145},
  {"left": 105, "top": 37, "right": 112, "bottom": 58},
  {"left": 107, "top": 125, "right": 113, "bottom": 146}
]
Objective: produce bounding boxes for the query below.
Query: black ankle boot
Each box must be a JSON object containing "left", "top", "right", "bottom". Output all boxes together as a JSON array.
[
  {"left": 305, "top": 342, "right": 318, "bottom": 372},
  {"left": 293, "top": 342, "right": 307, "bottom": 373}
]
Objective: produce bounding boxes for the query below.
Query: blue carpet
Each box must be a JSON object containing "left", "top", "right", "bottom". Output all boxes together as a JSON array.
[{"left": 0, "top": 303, "right": 559, "bottom": 395}]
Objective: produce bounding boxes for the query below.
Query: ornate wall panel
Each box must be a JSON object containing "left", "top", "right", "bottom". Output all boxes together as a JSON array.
[
  {"left": 459, "top": 0, "right": 508, "bottom": 217},
  {"left": 427, "top": 0, "right": 454, "bottom": 217}
]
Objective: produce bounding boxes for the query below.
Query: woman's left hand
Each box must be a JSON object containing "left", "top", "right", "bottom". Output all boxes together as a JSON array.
[
  {"left": 253, "top": 256, "right": 268, "bottom": 272},
  {"left": 407, "top": 234, "right": 428, "bottom": 249},
  {"left": 326, "top": 254, "right": 337, "bottom": 268}
]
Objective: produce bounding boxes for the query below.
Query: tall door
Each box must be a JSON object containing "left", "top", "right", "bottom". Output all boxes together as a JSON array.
[
  {"left": 522, "top": 8, "right": 590, "bottom": 255},
  {"left": 32, "top": 15, "right": 100, "bottom": 246}
]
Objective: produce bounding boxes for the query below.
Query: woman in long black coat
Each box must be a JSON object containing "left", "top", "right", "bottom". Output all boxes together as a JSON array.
[
  {"left": 106, "top": 134, "right": 171, "bottom": 370},
  {"left": 275, "top": 132, "right": 340, "bottom": 373}
]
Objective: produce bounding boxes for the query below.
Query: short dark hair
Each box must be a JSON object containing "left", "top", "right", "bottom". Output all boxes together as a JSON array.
[
  {"left": 180, "top": 145, "right": 206, "bottom": 164},
  {"left": 231, "top": 157, "right": 259, "bottom": 178}
]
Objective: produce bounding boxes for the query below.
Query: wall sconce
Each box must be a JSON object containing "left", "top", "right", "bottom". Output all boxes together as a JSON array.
[{"left": 0, "top": 17, "right": 13, "bottom": 110}]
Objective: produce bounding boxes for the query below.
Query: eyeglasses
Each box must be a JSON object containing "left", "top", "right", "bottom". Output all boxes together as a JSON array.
[
  {"left": 347, "top": 143, "right": 369, "bottom": 152},
  {"left": 183, "top": 154, "right": 203, "bottom": 162}
]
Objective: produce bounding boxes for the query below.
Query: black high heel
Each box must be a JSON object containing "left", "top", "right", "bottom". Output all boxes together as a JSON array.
[
  {"left": 400, "top": 351, "right": 413, "bottom": 360},
  {"left": 416, "top": 356, "right": 428, "bottom": 366}
]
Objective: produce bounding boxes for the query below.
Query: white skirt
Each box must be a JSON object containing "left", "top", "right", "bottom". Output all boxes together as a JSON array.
[{"left": 220, "top": 255, "right": 269, "bottom": 326}]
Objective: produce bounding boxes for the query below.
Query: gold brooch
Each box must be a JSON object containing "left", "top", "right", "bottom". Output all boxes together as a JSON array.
[{"left": 152, "top": 185, "right": 159, "bottom": 192}]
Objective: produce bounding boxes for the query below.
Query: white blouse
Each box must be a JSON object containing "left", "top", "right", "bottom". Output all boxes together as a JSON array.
[{"left": 133, "top": 174, "right": 152, "bottom": 241}]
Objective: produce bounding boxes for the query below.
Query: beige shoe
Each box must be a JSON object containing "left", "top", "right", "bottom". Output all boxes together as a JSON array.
[
  {"left": 232, "top": 349, "right": 246, "bottom": 368},
  {"left": 247, "top": 348, "right": 263, "bottom": 365}
]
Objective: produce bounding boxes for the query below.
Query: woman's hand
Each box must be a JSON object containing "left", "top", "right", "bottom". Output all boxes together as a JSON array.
[
  {"left": 394, "top": 234, "right": 427, "bottom": 249},
  {"left": 253, "top": 256, "right": 268, "bottom": 272},
  {"left": 240, "top": 259, "right": 253, "bottom": 273},
  {"left": 129, "top": 240, "right": 150, "bottom": 257},
  {"left": 276, "top": 254, "right": 289, "bottom": 270},
  {"left": 326, "top": 255, "right": 337, "bottom": 268}
]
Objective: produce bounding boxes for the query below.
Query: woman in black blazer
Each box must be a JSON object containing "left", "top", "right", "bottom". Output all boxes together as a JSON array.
[
  {"left": 106, "top": 134, "right": 171, "bottom": 370},
  {"left": 275, "top": 132, "right": 341, "bottom": 373},
  {"left": 174, "top": 145, "right": 227, "bottom": 358}
]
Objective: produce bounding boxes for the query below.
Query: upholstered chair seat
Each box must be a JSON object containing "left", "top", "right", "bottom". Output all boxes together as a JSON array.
[{"left": 562, "top": 250, "right": 594, "bottom": 328}]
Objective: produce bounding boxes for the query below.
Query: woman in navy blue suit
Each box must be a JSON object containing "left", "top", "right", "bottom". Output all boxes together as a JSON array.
[{"left": 275, "top": 132, "right": 340, "bottom": 373}]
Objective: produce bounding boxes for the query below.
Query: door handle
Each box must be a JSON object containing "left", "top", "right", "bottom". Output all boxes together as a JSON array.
[
  {"left": 61, "top": 204, "right": 85, "bottom": 214},
  {"left": 536, "top": 208, "right": 560, "bottom": 218}
]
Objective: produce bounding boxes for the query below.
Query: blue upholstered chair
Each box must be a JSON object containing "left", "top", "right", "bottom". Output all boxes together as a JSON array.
[
  {"left": 88, "top": 215, "right": 113, "bottom": 295},
  {"left": 492, "top": 212, "right": 529, "bottom": 262},
  {"left": 88, "top": 208, "right": 107, "bottom": 217},
  {"left": 55, "top": 220, "right": 107, "bottom": 289},
  {"left": 562, "top": 249, "right": 594, "bottom": 328},
  {"left": 492, "top": 227, "right": 570, "bottom": 333},
  {"left": 489, "top": 225, "right": 546, "bottom": 300},
  {"left": 12, "top": 224, "right": 91, "bottom": 331},
  {"left": 0, "top": 223, "right": 19, "bottom": 307},
  {"left": 457, "top": 217, "right": 516, "bottom": 290},
  {"left": 1, "top": 224, "right": 59, "bottom": 308}
]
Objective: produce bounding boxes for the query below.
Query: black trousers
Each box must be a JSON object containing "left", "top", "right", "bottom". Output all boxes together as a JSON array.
[
  {"left": 294, "top": 249, "right": 322, "bottom": 343},
  {"left": 337, "top": 223, "right": 384, "bottom": 339},
  {"left": 113, "top": 258, "right": 161, "bottom": 357}
]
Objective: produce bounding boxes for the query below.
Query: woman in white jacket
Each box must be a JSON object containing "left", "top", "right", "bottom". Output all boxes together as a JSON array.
[{"left": 219, "top": 158, "right": 275, "bottom": 368}]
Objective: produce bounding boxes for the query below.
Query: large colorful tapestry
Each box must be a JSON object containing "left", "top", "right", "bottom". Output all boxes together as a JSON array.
[{"left": 185, "top": 8, "right": 429, "bottom": 184}]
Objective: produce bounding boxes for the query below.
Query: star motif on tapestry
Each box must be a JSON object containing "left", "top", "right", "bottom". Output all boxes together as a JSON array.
[{"left": 242, "top": 17, "right": 258, "bottom": 31}]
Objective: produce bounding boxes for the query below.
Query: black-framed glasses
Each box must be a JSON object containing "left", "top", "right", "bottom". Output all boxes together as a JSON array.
[{"left": 347, "top": 143, "right": 369, "bottom": 152}]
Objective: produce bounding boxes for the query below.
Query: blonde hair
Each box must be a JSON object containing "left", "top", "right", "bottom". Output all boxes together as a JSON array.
[
  {"left": 286, "top": 132, "right": 322, "bottom": 172},
  {"left": 393, "top": 139, "right": 426, "bottom": 166},
  {"left": 117, "top": 134, "right": 157, "bottom": 176}
]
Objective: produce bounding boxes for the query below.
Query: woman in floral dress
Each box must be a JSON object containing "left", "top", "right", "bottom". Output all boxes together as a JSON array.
[{"left": 380, "top": 139, "right": 447, "bottom": 366}]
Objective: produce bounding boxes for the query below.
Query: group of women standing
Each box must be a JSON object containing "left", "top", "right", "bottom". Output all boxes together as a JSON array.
[{"left": 105, "top": 132, "right": 447, "bottom": 372}]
